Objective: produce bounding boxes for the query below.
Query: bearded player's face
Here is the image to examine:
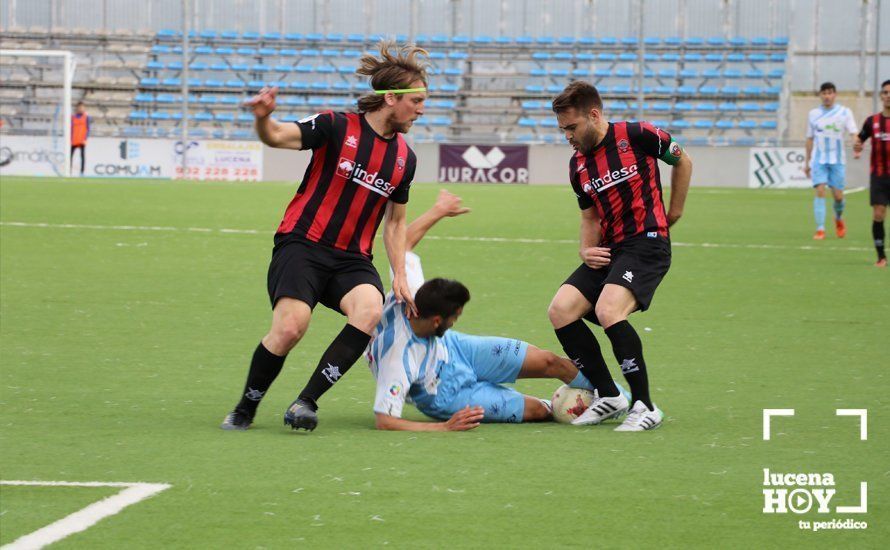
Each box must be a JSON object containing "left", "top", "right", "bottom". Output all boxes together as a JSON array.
[
  {"left": 558, "top": 107, "right": 599, "bottom": 155},
  {"left": 387, "top": 79, "right": 427, "bottom": 133}
]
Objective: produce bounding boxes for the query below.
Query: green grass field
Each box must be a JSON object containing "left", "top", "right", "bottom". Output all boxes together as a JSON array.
[{"left": 1, "top": 176, "right": 887, "bottom": 548}]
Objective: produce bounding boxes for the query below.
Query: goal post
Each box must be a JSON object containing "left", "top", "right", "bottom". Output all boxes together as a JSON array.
[{"left": 0, "top": 49, "right": 76, "bottom": 177}]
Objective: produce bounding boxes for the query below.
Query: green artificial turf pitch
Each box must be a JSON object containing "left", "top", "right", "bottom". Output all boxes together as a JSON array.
[{"left": 0, "top": 176, "right": 887, "bottom": 548}]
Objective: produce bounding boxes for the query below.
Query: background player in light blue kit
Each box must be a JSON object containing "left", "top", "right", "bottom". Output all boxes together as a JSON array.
[
  {"left": 368, "top": 190, "right": 623, "bottom": 431},
  {"left": 804, "top": 82, "right": 859, "bottom": 240}
]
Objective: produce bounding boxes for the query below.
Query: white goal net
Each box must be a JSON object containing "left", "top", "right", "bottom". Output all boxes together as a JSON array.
[{"left": 0, "top": 50, "right": 75, "bottom": 177}]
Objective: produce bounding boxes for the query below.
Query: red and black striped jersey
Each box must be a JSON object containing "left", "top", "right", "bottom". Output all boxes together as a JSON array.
[
  {"left": 275, "top": 111, "right": 416, "bottom": 257},
  {"left": 858, "top": 113, "right": 890, "bottom": 180},
  {"left": 569, "top": 121, "right": 672, "bottom": 246}
]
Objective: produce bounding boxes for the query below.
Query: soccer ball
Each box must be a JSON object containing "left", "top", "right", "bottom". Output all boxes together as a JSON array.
[{"left": 551, "top": 384, "right": 596, "bottom": 424}]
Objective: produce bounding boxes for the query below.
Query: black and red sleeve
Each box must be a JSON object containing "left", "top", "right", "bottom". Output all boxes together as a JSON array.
[
  {"left": 389, "top": 149, "right": 416, "bottom": 204},
  {"left": 569, "top": 157, "right": 594, "bottom": 210},
  {"left": 296, "top": 111, "right": 334, "bottom": 150},
  {"left": 858, "top": 115, "right": 873, "bottom": 143}
]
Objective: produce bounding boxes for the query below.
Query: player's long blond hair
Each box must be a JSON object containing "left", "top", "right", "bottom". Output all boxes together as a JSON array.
[{"left": 356, "top": 40, "right": 430, "bottom": 113}]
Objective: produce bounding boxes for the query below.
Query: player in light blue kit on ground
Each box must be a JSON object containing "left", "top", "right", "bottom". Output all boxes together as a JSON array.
[
  {"left": 805, "top": 82, "right": 859, "bottom": 240},
  {"left": 369, "top": 190, "right": 626, "bottom": 431}
]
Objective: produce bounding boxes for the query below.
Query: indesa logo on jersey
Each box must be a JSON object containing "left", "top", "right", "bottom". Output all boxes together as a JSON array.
[
  {"left": 582, "top": 163, "right": 640, "bottom": 193},
  {"left": 336, "top": 157, "right": 397, "bottom": 197}
]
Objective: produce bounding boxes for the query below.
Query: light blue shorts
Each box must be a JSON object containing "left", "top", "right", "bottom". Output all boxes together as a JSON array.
[
  {"left": 420, "top": 331, "right": 530, "bottom": 423},
  {"left": 811, "top": 162, "right": 846, "bottom": 189}
]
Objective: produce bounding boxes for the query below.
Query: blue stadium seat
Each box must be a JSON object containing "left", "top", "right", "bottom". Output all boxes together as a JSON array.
[
  {"left": 715, "top": 120, "right": 735, "bottom": 129},
  {"left": 251, "top": 64, "right": 272, "bottom": 72},
  {"left": 259, "top": 48, "right": 278, "bottom": 56},
  {"left": 157, "top": 29, "right": 178, "bottom": 39},
  {"left": 332, "top": 82, "right": 351, "bottom": 91},
  {"left": 305, "top": 33, "right": 324, "bottom": 42},
  {"left": 748, "top": 53, "right": 768, "bottom": 62},
  {"left": 540, "top": 118, "right": 558, "bottom": 128},
  {"left": 161, "top": 77, "right": 181, "bottom": 86},
  {"left": 449, "top": 51, "right": 469, "bottom": 61},
  {"left": 762, "top": 102, "right": 779, "bottom": 112},
  {"left": 745, "top": 69, "right": 765, "bottom": 79},
  {"left": 122, "top": 126, "right": 144, "bottom": 137},
  {"left": 718, "top": 102, "right": 737, "bottom": 112},
  {"left": 247, "top": 80, "right": 266, "bottom": 88},
  {"left": 444, "top": 68, "right": 463, "bottom": 76},
  {"left": 219, "top": 96, "right": 239, "bottom": 105},
  {"left": 546, "top": 85, "right": 563, "bottom": 94},
  {"left": 683, "top": 53, "right": 703, "bottom": 62},
  {"left": 768, "top": 68, "right": 785, "bottom": 78},
  {"left": 772, "top": 37, "right": 789, "bottom": 46},
  {"left": 495, "top": 36, "right": 514, "bottom": 45},
  {"left": 134, "top": 93, "right": 154, "bottom": 103},
  {"left": 663, "top": 37, "right": 682, "bottom": 47},
  {"left": 284, "top": 32, "right": 303, "bottom": 41},
  {"left": 214, "top": 113, "right": 235, "bottom": 122},
  {"left": 738, "top": 120, "right": 758, "bottom": 129},
  {"left": 198, "top": 95, "right": 218, "bottom": 105},
  {"left": 677, "top": 85, "right": 697, "bottom": 95},
  {"left": 321, "top": 49, "right": 340, "bottom": 57},
  {"left": 770, "top": 53, "right": 787, "bottom": 62},
  {"left": 557, "top": 36, "right": 575, "bottom": 45},
  {"left": 760, "top": 120, "right": 778, "bottom": 129},
  {"left": 525, "top": 85, "right": 545, "bottom": 93},
  {"left": 273, "top": 64, "right": 292, "bottom": 73},
  {"left": 661, "top": 53, "right": 680, "bottom": 62},
  {"left": 549, "top": 69, "right": 568, "bottom": 77},
  {"left": 194, "top": 46, "right": 214, "bottom": 55},
  {"left": 576, "top": 52, "right": 595, "bottom": 61},
  {"left": 301, "top": 49, "right": 321, "bottom": 57},
  {"left": 216, "top": 30, "right": 236, "bottom": 40},
  {"left": 156, "top": 93, "right": 177, "bottom": 103},
  {"left": 346, "top": 33, "right": 364, "bottom": 43},
  {"left": 226, "top": 80, "right": 246, "bottom": 89},
  {"left": 532, "top": 52, "right": 551, "bottom": 61},
  {"left": 739, "top": 103, "right": 760, "bottom": 112},
  {"left": 675, "top": 102, "right": 694, "bottom": 111},
  {"left": 146, "top": 60, "right": 164, "bottom": 70},
  {"left": 720, "top": 86, "right": 740, "bottom": 96},
  {"left": 651, "top": 103, "right": 671, "bottom": 112},
  {"left": 473, "top": 35, "right": 494, "bottom": 44},
  {"left": 167, "top": 61, "right": 183, "bottom": 71},
  {"left": 685, "top": 37, "right": 705, "bottom": 46},
  {"left": 315, "top": 65, "right": 336, "bottom": 73},
  {"left": 536, "top": 36, "right": 555, "bottom": 45},
  {"left": 517, "top": 134, "right": 537, "bottom": 143},
  {"left": 694, "top": 120, "right": 714, "bottom": 129},
  {"left": 728, "top": 37, "right": 747, "bottom": 47},
  {"left": 705, "top": 53, "right": 723, "bottom": 62},
  {"left": 553, "top": 52, "right": 573, "bottom": 61},
  {"left": 431, "top": 34, "right": 450, "bottom": 44},
  {"left": 572, "top": 69, "right": 590, "bottom": 77},
  {"left": 521, "top": 100, "right": 542, "bottom": 109},
  {"left": 204, "top": 79, "right": 224, "bottom": 88},
  {"left": 151, "top": 45, "right": 172, "bottom": 54},
  {"left": 242, "top": 31, "right": 260, "bottom": 40},
  {"left": 696, "top": 103, "right": 717, "bottom": 112},
  {"left": 190, "top": 128, "right": 208, "bottom": 138},
  {"left": 518, "top": 118, "right": 537, "bottom": 128},
  {"left": 214, "top": 47, "right": 234, "bottom": 55},
  {"left": 577, "top": 37, "right": 596, "bottom": 45},
  {"left": 765, "top": 86, "right": 781, "bottom": 94},
  {"left": 129, "top": 110, "right": 148, "bottom": 120},
  {"left": 530, "top": 68, "right": 547, "bottom": 77},
  {"left": 593, "top": 68, "right": 611, "bottom": 78},
  {"left": 597, "top": 52, "right": 617, "bottom": 61},
  {"left": 644, "top": 37, "right": 661, "bottom": 46},
  {"left": 190, "top": 62, "right": 208, "bottom": 71},
  {"left": 726, "top": 53, "right": 745, "bottom": 63},
  {"left": 310, "top": 82, "right": 330, "bottom": 91},
  {"left": 658, "top": 69, "right": 677, "bottom": 78},
  {"left": 230, "top": 129, "right": 252, "bottom": 139},
  {"left": 702, "top": 69, "right": 721, "bottom": 79},
  {"left": 618, "top": 53, "right": 638, "bottom": 61},
  {"left": 671, "top": 120, "right": 691, "bottom": 129},
  {"left": 707, "top": 36, "right": 725, "bottom": 46},
  {"left": 599, "top": 37, "right": 617, "bottom": 46},
  {"left": 236, "top": 47, "right": 257, "bottom": 56},
  {"left": 237, "top": 113, "right": 254, "bottom": 123},
  {"left": 452, "top": 35, "right": 470, "bottom": 44},
  {"left": 263, "top": 32, "right": 282, "bottom": 41},
  {"left": 734, "top": 136, "right": 757, "bottom": 146},
  {"left": 654, "top": 85, "right": 674, "bottom": 94},
  {"left": 679, "top": 68, "right": 698, "bottom": 78},
  {"left": 611, "top": 84, "right": 632, "bottom": 94},
  {"left": 430, "top": 117, "right": 451, "bottom": 126},
  {"left": 615, "top": 68, "right": 634, "bottom": 78}
]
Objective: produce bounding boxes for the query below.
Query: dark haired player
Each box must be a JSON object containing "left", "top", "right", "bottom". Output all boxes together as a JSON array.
[
  {"left": 221, "top": 41, "right": 428, "bottom": 432},
  {"left": 853, "top": 79, "right": 890, "bottom": 267},
  {"left": 369, "top": 190, "right": 621, "bottom": 431},
  {"left": 547, "top": 81, "right": 692, "bottom": 432}
]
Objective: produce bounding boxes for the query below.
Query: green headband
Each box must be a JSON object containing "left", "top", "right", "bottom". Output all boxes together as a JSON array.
[{"left": 373, "top": 87, "right": 427, "bottom": 95}]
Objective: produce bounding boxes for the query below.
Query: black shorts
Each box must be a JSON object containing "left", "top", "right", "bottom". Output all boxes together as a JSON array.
[
  {"left": 563, "top": 236, "right": 671, "bottom": 325},
  {"left": 266, "top": 238, "right": 384, "bottom": 313},
  {"left": 870, "top": 176, "right": 890, "bottom": 206}
]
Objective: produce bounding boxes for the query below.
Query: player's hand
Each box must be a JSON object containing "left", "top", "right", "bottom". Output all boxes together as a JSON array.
[
  {"left": 853, "top": 139, "right": 863, "bottom": 159},
  {"left": 580, "top": 246, "right": 611, "bottom": 268},
  {"left": 433, "top": 189, "right": 471, "bottom": 218},
  {"left": 804, "top": 165, "right": 811, "bottom": 178},
  {"left": 444, "top": 406, "right": 484, "bottom": 431},
  {"left": 667, "top": 210, "right": 682, "bottom": 227},
  {"left": 243, "top": 86, "right": 278, "bottom": 118},
  {"left": 392, "top": 272, "right": 418, "bottom": 318}
]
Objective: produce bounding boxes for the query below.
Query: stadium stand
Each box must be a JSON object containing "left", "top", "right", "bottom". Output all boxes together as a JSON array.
[{"left": 0, "top": 29, "right": 788, "bottom": 144}]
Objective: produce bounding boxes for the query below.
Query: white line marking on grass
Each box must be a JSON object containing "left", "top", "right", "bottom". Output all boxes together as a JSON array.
[
  {"left": 844, "top": 187, "right": 866, "bottom": 195},
  {"left": 0, "top": 480, "right": 171, "bottom": 550},
  {"left": 0, "top": 221, "right": 873, "bottom": 252}
]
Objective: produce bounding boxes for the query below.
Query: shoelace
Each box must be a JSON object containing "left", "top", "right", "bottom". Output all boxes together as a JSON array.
[{"left": 624, "top": 409, "right": 644, "bottom": 425}]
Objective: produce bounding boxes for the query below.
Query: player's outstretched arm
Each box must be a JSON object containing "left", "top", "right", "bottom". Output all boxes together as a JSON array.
[
  {"left": 667, "top": 150, "right": 692, "bottom": 227},
  {"left": 579, "top": 207, "right": 610, "bottom": 268},
  {"left": 374, "top": 407, "right": 484, "bottom": 431},
  {"left": 243, "top": 86, "right": 303, "bottom": 149},
  {"left": 384, "top": 202, "right": 417, "bottom": 317},
  {"left": 406, "top": 189, "right": 471, "bottom": 251}
]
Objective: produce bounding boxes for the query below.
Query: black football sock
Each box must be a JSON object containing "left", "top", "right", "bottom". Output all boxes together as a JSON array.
[
  {"left": 236, "top": 342, "right": 287, "bottom": 416},
  {"left": 554, "top": 320, "right": 620, "bottom": 397},
  {"left": 604, "top": 320, "right": 652, "bottom": 410},
  {"left": 873, "top": 220, "right": 886, "bottom": 260},
  {"left": 297, "top": 324, "right": 371, "bottom": 409}
]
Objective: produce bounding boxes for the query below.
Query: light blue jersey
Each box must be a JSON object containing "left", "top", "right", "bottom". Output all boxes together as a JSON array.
[{"left": 807, "top": 104, "right": 858, "bottom": 165}]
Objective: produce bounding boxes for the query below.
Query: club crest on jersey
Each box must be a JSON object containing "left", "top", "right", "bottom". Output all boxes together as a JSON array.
[
  {"left": 670, "top": 142, "right": 682, "bottom": 157},
  {"left": 345, "top": 135, "right": 358, "bottom": 148},
  {"left": 337, "top": 157, "right": 355, "bottom": 178},
  {"left": 389, "top": 384, "right": 401, "bottom": 396},
  {"left": 396, "top": 157, "right": 405, "bottom": 171},
  {"left": 617, "top": 139, "right": 629, "bottom": 152}
]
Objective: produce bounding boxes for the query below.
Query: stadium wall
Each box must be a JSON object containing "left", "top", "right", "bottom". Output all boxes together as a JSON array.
[{"left": 263, "top": 143, "right": 871, "bottom": 188}]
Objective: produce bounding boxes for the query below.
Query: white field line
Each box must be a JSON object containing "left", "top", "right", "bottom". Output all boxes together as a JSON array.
[
  {"left": 0, "top": 480, "right": 171, "bottom": 550},
  {"left": 0, "top": 221, "right": 872, "bottom": 252}
]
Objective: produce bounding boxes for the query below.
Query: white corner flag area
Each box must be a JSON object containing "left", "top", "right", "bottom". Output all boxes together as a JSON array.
[{"left": 0, "top": 480, "right": 171, "bottom": 550}]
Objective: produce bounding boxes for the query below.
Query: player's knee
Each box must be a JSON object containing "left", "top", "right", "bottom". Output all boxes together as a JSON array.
[
  {"left": 523, "top": 398, "right": 550, "bottom": 422},
  {"left": 542, "top": 351, "right": 567, "bottom": 378},
  {"left": 547, "top": 300, "right": 577, "bottom": 328},
  {"left": 269, "top": 318, "right": 307, "bottom": 352},
  {"left": 594, "top": 302, "right": 623, "bottom": 328},
  {"left": 348, "top": 303, "right": 382, "bottom": 333}
]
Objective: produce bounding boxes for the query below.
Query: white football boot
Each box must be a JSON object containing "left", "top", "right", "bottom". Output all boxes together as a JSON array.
[
  {"left": 571, "top": 391, "right": 630, "bottom": 426},
  {"left": 614, "top": 400, "right": 664, "bottom": 432}
]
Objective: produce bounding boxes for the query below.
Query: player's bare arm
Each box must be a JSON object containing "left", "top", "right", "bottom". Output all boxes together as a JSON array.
[
  {"left": 667, "top": 150, "right": 692, "bottom": 227},
  {"left": 804, "top": 137, "right": 814, "bottom": 178},
  {"left": 384, "top": 201, "right": 417, "bottom": 317},
  {"left": 244, "top": 86, "right": 303, "bottom": 150},
  {"left": 406, "top": 189, "right": 470, "bottom": 251},
  {"left": 579, "top": 206, "right": 610, "bottom": 268},
  {"left": 375, "top": 407, "right": 484, "bottom": 432}
]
